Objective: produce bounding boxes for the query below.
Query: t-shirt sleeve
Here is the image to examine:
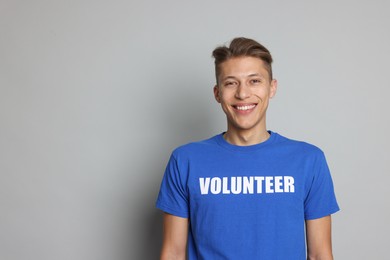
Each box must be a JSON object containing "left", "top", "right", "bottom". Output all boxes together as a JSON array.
[
  {"left": 156, "top": 153, "right": 189, "bottom": 218},
  {"left": 304, "top": 151, "right": 340, "bottom": 220}
]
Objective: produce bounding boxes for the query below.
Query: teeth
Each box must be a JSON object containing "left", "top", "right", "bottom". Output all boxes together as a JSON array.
[{"left": 236, "top": 105, "right": 255, "bottom": 111}]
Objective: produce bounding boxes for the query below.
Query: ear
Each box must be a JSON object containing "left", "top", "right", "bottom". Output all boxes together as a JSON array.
[
  {"left": 269, "top": 79, "right": 278, "bottom": 98},
  {"left": 213, "top": 85, "right": 221, "bottom": 103}
]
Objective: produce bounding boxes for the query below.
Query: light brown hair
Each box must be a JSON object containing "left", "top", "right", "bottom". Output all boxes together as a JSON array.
[{"left": 212, "top": 37, "right": 273, "bottom": 84}]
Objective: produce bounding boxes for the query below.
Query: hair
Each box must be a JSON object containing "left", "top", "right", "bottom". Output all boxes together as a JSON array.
[{"left": 212, "top": 37, "right": 273, "bottom": 84}]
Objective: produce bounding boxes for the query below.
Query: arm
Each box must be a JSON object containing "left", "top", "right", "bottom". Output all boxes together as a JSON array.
[
  {"left": 160, "top": 213, "right": 189, "bottom": 260},
  {"left": 306, "top": 215, "right": 333, "bottom": 260}
]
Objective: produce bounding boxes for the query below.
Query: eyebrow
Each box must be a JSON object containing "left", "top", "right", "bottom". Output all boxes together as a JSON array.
[
  {"left": 247, "top": 73, "right": 264, "bottom": 78},
  {"left": 221, "top": 73, "right": 264, "bottom": 81}
]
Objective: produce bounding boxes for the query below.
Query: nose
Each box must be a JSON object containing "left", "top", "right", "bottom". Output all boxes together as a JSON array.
[{"left": 235, "top": 84, "right": 251, "bottom": 100}]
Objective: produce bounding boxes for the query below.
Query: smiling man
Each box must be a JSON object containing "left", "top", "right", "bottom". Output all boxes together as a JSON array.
[{"left": 156, "top": 37, "right": 339, "bottom": 260}]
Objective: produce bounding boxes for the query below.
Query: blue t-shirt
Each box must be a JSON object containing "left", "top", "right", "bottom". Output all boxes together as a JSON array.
[{"left": 156, "top": 131, "right": 339, "bottom": 259}]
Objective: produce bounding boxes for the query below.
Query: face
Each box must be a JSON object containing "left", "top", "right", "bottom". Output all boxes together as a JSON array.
[{"left": 214, "top": 56, "right": 277, "bottom": 134}]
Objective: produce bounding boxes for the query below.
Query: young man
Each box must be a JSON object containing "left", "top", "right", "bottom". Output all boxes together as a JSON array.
[{"left": 156, "top": 37, "right": 339, "bottom": 259}]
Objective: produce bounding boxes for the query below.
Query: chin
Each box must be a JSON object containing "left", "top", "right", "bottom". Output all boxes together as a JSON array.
[{"left": 232, "top": 123, "right": 258, "bottom": 131}]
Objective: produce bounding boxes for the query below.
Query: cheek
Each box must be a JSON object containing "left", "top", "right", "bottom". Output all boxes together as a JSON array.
[
  {"left": 253, "top": 89, "right": 268, "bottom": 100},
  {"left": 219, "top": 95, "right": 233, "bottom": 111},
  {"left": 219, "top": 90, "right": 231, "bottom": 102}
]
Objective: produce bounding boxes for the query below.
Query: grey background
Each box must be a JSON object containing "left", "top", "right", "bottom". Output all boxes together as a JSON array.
[{"left": 1, "top": 0, "right": 389, "bottom": 259}]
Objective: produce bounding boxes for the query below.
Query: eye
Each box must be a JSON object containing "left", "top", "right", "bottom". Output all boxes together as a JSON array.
[
  {"left": 250, "top": 79, "right": 261, "bottom": 84},
  {"left": 224, "top": 81, "right": 237, "bottom": 87}
]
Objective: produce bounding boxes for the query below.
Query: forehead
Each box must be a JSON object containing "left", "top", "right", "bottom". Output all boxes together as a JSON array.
[{"left": 219, "top": 56, "right": 270, "bottom": 80}]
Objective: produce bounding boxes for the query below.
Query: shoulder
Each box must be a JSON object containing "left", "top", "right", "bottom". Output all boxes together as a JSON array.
[
  {"left": 272, "top": 132, "right": 325, "bottom": 158},
  {"left": 171, "top": 134, "right": 221, "bottom": 159}
]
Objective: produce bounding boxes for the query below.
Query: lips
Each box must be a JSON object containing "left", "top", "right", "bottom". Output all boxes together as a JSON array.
[{"left": 232, "top": 104, "right": 257, "bottom": 111}]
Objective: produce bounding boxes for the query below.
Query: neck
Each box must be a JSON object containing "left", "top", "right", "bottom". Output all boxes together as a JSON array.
[{"left": 224, "top": 128, "right": 270, "bottom": 146}]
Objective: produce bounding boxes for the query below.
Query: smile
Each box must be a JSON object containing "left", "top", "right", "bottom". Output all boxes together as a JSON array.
[{"left": 233, "top": 104, "right": 257, "bottom": 111}]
